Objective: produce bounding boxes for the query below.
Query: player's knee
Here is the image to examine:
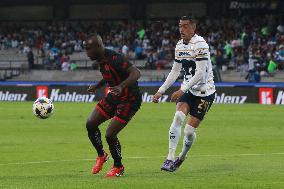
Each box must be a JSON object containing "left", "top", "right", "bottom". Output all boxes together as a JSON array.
[
  {"left": 184, "top": 124, "right": 196, "bottom": 139},
  {"left": 105, "top": 133, "right": 117, "bottom": 143},
  {"left": 172, "top": 111, "right": 186, "bottom": 126},
  {"left": 86, "top": 119, "right": 97, "bottom": 131}
]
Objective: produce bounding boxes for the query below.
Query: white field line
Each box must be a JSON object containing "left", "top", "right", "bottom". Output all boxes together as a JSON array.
[{"left": 0, "top": 152, "right": 284, "bottom": 166}]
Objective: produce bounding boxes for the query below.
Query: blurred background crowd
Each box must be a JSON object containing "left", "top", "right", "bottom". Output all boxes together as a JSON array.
[{"left": 0, "top": 0, "right": 283, "bottom": 82}]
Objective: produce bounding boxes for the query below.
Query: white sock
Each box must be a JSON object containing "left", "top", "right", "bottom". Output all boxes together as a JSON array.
[
  {"left": 179, "top": 124, "right": 196, "bottom": 160},
  {"left": 167, "top": 111, "right": 186, "bottom": 160}
]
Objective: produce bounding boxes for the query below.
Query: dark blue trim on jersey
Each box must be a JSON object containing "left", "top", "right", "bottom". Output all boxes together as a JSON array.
[
  {"left": 1, "top": 81, "right": 284, "bottom": 87},
  {"left": 196, "top": 57, "right": 208, "bottom": 61},
  {"left": 174, "top": 59, "right": 182, "bottom": 63}
]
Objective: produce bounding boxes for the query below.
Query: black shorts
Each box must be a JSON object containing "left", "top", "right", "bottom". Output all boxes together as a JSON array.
[
  {"left": 177, "top": 91, "right": 215, "bottom": 121},
  {"left": 96, "top": 93, "right": 142, "bottom": 124}
]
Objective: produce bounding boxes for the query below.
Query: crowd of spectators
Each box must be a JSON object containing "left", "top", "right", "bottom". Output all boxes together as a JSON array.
[{"left": 0, "top": 15, "right": 283, "bottom": 80}]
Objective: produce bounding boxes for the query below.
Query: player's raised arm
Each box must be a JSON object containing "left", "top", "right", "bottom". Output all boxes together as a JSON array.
[
  {"left": 152, "top": 62, "right": 182, "bottom": 103},
  {"left": 120, "top": 66, "right": 141, "bottom": 88},
  {"left": 109, "top": 66, "right": 141, "bottom": 96}
]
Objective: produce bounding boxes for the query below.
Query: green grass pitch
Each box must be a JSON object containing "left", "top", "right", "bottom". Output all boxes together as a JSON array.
[{"left": 0, "top": 102, "right": 283, "bottom": 189}]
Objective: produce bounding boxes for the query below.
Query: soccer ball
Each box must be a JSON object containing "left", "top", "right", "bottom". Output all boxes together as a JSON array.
[{"left": 32, "top": 97, "right": 54, "bottom": 119}]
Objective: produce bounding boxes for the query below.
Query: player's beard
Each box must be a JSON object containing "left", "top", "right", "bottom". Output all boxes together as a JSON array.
[
  {"left": 181, "top": 36, "right": 190, "bottom": 44},
  {"left": 90, "top": 56, "right": 97, "bottom": 61},
  {"left": 90, "top": 53, "right": 103, "bottom": 61},
  {"left": 94, "top": 51, "right": 105, "bottom": 61},
  {"left": 181, "top": 32, "right": 194, "bottom": 43}
]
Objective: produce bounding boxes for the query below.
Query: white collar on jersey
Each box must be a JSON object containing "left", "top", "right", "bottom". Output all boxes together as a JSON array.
[{"left": 183, "top": 34, "right": 197, "bottom": 45}]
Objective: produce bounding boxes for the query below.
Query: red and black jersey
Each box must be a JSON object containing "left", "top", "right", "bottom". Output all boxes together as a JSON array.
[{"left": 98, "top": 49, "right": 140, "bottom": 97}]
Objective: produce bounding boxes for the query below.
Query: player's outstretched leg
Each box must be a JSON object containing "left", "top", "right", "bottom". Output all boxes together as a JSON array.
[
  {"left": 86, "top": 107, "right": 110, "bottom": 174},
  {"left": 161, "top": 111, "right": 186, "bottom": 172},
  {"left": 174, "top": 124, "right": 196, "bottom": 171},
  {"left": 105, "top": 118, "right": 125, "bottom": 177}
]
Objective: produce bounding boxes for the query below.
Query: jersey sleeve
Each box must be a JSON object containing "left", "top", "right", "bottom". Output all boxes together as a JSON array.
[
  {"left": 194, "top": 41, "right": 210, "bottom": 61},
  {"left": 174, "top": 46, "right": 179, "bottom": 63},
  {"left": 111, "top": 54, "right": 133, "bottom": 73},
  {"left": 174, "top": 41, "right": 183, "bottom": 64},
  {"left": 157, "top": 62, "right": 182, "bottom": 94}
]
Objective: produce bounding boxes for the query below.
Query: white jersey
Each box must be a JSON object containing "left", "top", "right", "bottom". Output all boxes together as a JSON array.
[{"left": 175, "top": 34, "right": 215, "bottom": 97}]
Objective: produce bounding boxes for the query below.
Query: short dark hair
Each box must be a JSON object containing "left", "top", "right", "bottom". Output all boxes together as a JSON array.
[{"left": 180, "top": 14, "right": 197, "bottom": 24}]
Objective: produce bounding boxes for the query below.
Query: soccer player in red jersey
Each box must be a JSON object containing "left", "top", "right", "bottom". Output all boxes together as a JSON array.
[{"left": 85, "top": 33, "right": 142, "bottom": 177}]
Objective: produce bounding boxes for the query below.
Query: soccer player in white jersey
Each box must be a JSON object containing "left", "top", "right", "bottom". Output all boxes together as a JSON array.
[{"left": 153, "top": 15, "right": 216, "bottom": 172}]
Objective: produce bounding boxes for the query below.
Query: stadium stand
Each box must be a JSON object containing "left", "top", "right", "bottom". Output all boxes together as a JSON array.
[
  {"left": 0, "top": 1, "right": 283, "bottom": 82},
  {"left": 7, "top": 69, "right": 284, "bottom": 82}
]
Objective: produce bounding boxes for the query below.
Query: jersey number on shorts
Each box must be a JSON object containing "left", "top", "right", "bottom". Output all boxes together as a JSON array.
[{"left": 198, "top": 99, "right": 211, "bottom": 113}]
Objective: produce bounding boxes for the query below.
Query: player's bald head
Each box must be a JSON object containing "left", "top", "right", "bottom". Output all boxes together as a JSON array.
[
  {"left": 85, "top": 33, "right": 105, "bottom": 61},
  {"left": 85, "top": 33, "right": 104, "bottom": 49}
]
